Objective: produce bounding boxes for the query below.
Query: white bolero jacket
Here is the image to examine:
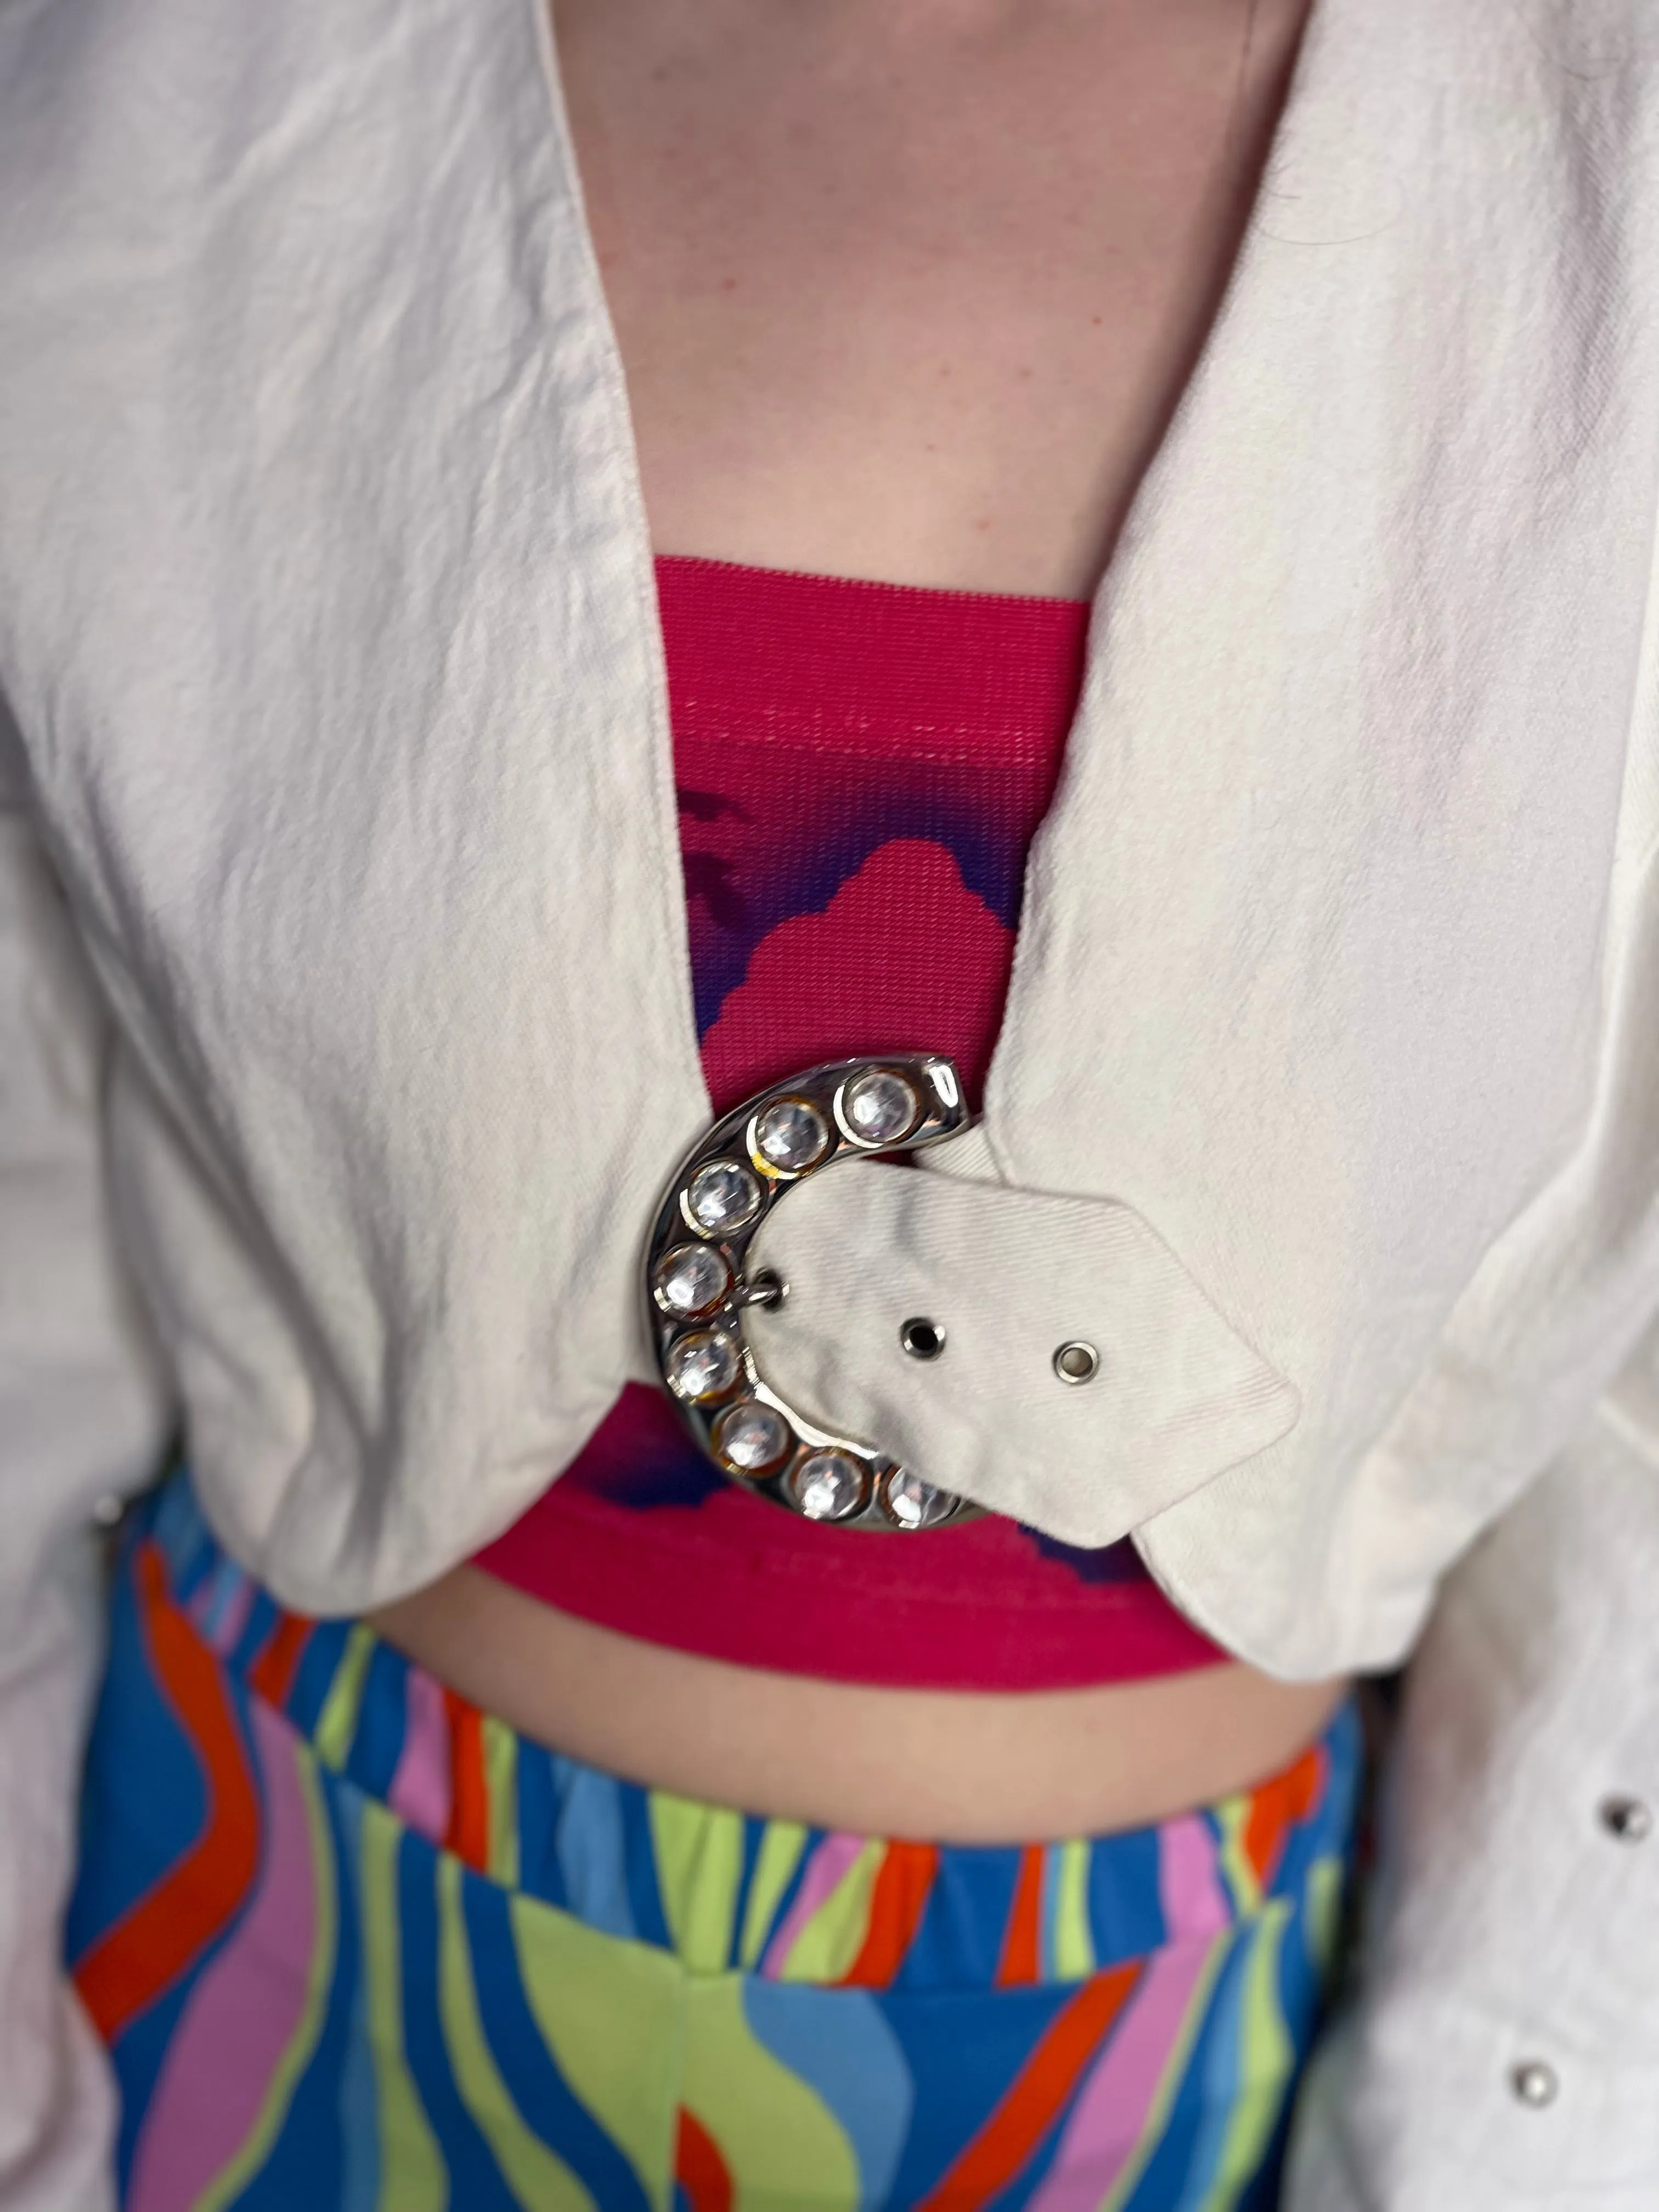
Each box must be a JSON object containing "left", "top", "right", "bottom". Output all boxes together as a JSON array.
[{"left": 4, "top": 0, "right": 1659, "bottom": 2201}]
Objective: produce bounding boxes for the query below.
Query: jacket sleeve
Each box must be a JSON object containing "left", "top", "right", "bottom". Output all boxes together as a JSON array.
[
  {"left": 0, "top": 701, "right": 173, "bottom": 2210},
  {"left": 1285, "top": 1344, "right": 1659, "bottom": 2212}
]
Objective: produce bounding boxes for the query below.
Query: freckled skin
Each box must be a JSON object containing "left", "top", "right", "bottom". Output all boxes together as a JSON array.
[
  {"left": 378, "top": 0, "right": 1344, "bottom": 1837},
  {"left": 554, "top": 0, "right": 1312, "bottom": 597}
]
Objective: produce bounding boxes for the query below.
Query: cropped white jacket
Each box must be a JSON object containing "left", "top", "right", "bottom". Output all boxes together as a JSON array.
[{"left": 4, "top": 0, "right": 1659, "bottom": 2200}]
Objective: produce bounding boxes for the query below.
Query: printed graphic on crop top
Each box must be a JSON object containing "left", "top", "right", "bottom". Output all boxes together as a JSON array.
[{"left": 473, "top": 557, "right": 1223, "bottom": 1689}]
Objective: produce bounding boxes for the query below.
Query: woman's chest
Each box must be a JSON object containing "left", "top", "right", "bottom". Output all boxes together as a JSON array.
[{"left": 553, "top": 0, "right": 1313, "bottom": 596}]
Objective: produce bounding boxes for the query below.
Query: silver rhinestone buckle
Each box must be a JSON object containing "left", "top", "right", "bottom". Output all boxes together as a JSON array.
[{"left": 644, "top": 1056, "right": 981, "bottom": 1531}]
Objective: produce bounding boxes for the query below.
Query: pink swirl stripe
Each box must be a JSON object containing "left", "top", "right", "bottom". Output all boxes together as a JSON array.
[{"left": 126, "top": 1701, "right": 319, "bottom": 2212}]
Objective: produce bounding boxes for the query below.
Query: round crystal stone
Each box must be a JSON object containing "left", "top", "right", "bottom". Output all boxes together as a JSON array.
[
  {"left": 654, "top": 1242, "right": 732, "bottom": 1319},
  {"left": 665, "top": 1328, "right": 741, "bottom": 1403},
  {"left": 787, "top": 1450, "right": 867, "bottom": 1522},
  {"left": 842, "top": 1068, "right": 920, "bottom": 1146},
  {"left": 714, "top": 1400, "right": 792, "bottom": 1475},
  {"left": 753, "top": 1097, "right": 830, "bottom": 1174},
  {"left": 882, "top": 1468, "right": 958, "bottom": 1530},
  {"left": 686, "top": 1158, "right": 763, "bottom": 1235}
]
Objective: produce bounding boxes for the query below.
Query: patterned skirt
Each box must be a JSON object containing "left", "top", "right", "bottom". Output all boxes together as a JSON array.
[{"left": 68, "top": 1479, "right": 1359, "bottom": 2210}]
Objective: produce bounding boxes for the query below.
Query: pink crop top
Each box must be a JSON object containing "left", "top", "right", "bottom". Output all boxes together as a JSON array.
[{"left": 473, "top": 556, "right": 1224, "bottom": 1690}]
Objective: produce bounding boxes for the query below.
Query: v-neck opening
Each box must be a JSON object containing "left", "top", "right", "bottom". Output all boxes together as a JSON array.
[{"left": 523, "top": 0, "right": 1339, "bottom": 1128}]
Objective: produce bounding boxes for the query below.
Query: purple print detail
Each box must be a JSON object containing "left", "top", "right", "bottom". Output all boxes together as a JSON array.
[
  {"left": 563, "top": 1385, "right": 729, "bottom": 1513},
  {"left": 1017, "top": 1527, "right": 1151, "bottom": 1585}
]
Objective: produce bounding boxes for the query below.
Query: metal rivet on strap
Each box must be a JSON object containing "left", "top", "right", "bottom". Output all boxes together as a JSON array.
[
  {"left": 1599, "top": 1794, "right": 1653, "bottom": 1842},
  {"left": 1053, "top": 1340, "right": 1100, "bottom": 1385},
  {"left": 1510, "top": 2061, "right": 1559, "bottom": 2109},
  {"left": 900, "top": 1317, "right": 946, "bottom": 1361}
]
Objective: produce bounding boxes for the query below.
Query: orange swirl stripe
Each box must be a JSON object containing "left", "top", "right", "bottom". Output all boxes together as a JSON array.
[
  {"left": 74, "top": 1542, "right": 262, "bottom": 2044},
  {"left": 915, "top": 1959, "right": 1142, "bottom": 2209},
  {"left": 842, "top": 1841, "right": 940, "bottom": 1987},
  {"left": 442, "top": 1689, "right": 492, "bottom": 1870},
  {"left": 674, "top": 2107, "right": 734, "bottom": 2212},
  {"left": 1244, "top": 1743, "right": 1324, "bottom": 1889},
  {"left": 995, "top": 1846, "right": 1046, "bottom": 1987}
]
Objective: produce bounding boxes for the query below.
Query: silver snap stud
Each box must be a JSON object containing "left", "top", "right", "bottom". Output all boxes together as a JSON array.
[
  {"left": 1053, "top": 1340, "right": 1100, "bottom": 1385},
  {"left": 1510, "top": 2060, "right": 1558, "bottom": 2109},
  {"left": 753, "top": 1096, "right": 831, "bottom": 1175},
  {"left": 665, "top": 1328, "right": 742, "bottom": 1403},
  {"left": 1599, "top": 1794, "right": 1653, "bottom": 1842},
  {"left": 91, "top": 1493, "right": 125, "bottom": 1530},
  {"left": 900, "top": 1317, "right": 946, "bottom": 1361},
  {"left": 713, "top": 1400, "right": 793, "bottom": 1475},
  {"left": 788, "top": 1450, "right": 867, "bottom": 1522},
  {"left": 735, "top": 1268, "right": 788, "bottom": 1311},
  {"left": 840, "top": 1068, "right": 921, "bottom": 1147},
  {"left": 881, "top": 1467, "right": 960, "bottom": 1529},
  {"left": 685, "top": 1158, "right": 763, "bottom": 1236},
  {"left": 653, "top": 1242, "right": 733, "bottom": 1319}
]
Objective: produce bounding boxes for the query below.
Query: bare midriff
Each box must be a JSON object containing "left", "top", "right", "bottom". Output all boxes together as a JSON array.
[
  {"left": 374, "top": 1575, "right": 1347, "bottom": 1843},
  {"left": 374, "top": 0, "right": 1341, "bottom": 1845}
]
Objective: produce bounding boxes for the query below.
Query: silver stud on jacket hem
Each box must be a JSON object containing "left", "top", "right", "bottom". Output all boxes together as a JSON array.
[
  {"left": 1599, "top": 1795, "right": 1653, "bottom": 1842},
  {"left": 1510, "top": 2061, "right": 1559, "bottom": 2109},
  {"left": 1053, "top": 1340, "right": 1101, "bottom": 1384}
]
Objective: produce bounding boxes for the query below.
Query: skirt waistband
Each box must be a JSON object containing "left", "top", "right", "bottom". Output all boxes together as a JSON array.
[{"left": 129, "top": 1473, "right": 1360, "bottom": 1994}]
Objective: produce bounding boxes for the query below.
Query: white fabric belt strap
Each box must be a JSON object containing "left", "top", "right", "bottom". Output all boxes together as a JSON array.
[{"left": 746, "top": 1137, "right": 1300, "bottom": 1549}]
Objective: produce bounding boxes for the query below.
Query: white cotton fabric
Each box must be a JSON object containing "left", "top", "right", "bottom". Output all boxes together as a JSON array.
[
  {"left": 3, "top": 0, "right": 1659, "bottom": 2200},
  {"left": 1286, "top": 1373, "right": 1659, "bottom": 2210},
  {"left": 748, "top": 1155, "right": 1304, "bottom": 1539}
]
